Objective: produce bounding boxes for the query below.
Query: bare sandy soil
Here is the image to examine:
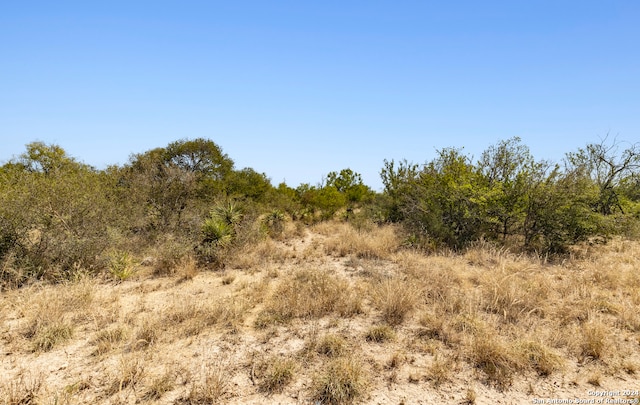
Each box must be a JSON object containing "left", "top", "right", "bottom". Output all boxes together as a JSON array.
[{"left": 1, "top": 222, "right": 639, "bottom": 404}]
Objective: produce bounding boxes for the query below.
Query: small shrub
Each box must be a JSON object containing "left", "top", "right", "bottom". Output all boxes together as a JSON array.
[
  {"left": 155, "top": 238, "right": 191, "bottom": 276},
  {"left": 107, "top": 250, "right": 137, "bottom": 281},
  {"left": 263, "top": 210, "right": 286, "bottom": 238},
  {"left": 176, "top": 255, "right": 198, "bottom": 281}
]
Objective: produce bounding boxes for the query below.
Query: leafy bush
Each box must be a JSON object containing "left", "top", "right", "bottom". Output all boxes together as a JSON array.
[{"left": 380, "top": 138, "right": 639, "bottom": 253}]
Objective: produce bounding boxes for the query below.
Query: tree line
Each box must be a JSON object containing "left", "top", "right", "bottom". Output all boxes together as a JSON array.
[{"left": 1, "top": 136, "right": 638, "bottom": 288}]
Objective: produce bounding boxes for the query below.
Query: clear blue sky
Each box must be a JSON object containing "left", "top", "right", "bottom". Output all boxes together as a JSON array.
[{"left": 1, "top": 1, "right": 638, "bottom": 190}]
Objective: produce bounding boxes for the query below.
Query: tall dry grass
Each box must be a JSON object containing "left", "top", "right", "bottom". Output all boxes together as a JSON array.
[{"left": 318, "top": 221, "right": 401, "bottom": 260}]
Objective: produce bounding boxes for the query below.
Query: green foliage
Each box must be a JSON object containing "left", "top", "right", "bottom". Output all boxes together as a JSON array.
[
  {"left": 107, "top": 250, "right": 137, "bottom": 281},
  {"left": 325, "top": 168, "right": 372, "bottom": 204},
  {"left": 380, "top": 159, "right": 419, "bottom": 222},
  {"left": 383, "top": 138, "right": 640, "bottom": 253},
  {"left": 225, "top": 168, "right": 273, "bottom": 201},
  {"left": 295, "top": 168, "right": 370, "bottom": 221},
  {"left": 399, "top": 148, "right": 486, "bottom": 249},
  {"left": 122, "top": 138, "right": 235, "bottom": 233},
  {"left": 198, "top": 201, "right": 244, "bottom": 267},
  {"left": 263, "top": 210, "right": 286, "bottom": 237},
  {"left": 0, "top": 143, "right": 117, "bottom": 285}
]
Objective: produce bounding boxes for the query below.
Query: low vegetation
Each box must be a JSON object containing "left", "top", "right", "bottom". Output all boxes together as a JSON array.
[{"left": 1, "top": 137, "right": 640, "bottom": 403}]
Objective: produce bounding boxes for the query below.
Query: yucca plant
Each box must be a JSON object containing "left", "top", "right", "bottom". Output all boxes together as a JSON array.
[
  {"left": 201, "top": 218, "right": 233, "bottom": 246},
  {"left": 202, "top": 200, "right": 243, "bottom": 245},
  {"left": 108, "top": 250, "right": 137, "bottom": 281},
  {"left": 212, "top": 201, "right": 243, "bottom": 227},
  {"left": 198, "top": 201, "right": 244, "bottom": 267},
  {"left": 263, "top": 209, "right": 285, "bottom": 237}
]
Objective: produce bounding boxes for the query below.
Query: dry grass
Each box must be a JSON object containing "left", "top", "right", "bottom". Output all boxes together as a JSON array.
[
  {"left": 316, "top": 333, "right": 348, "bottom": 357},
  {"left": 182, "top": 361, "right": 230, "bottom": 404},
  {"left": 0, "top": 371, "right": 43, "bottom": 405},
  {"left": 468, "top": 330, "right": 523, "bottom": 388},
  {"left": 320, "top": 222, "right": 401, "bottom": 260},
  {"left": 104, "top": 355, "right": 146, "bottom": 397},
  {"left": 143, "top": 368, "right": 176, "bottom": 401},
  {"left": 371, "top": 277, "right": 420, "bottom": 326},
  {"left": 1, "top": 224, "right": 640, "bottom": 404},
  {"left": 311, "top": 356, "right": 367, "bottom": 405},
  {"left": 92, "top": 325, "right": 127, "bottom": 356},
  {"left": 256, "top": 268, "right": 362, "bottom": 327},
  {"left": 253, "top": 356, "right": 297, "bottom": 394},
  {"left": 425, "top": 355, "right": 454, "bottom": 387},
  {"left": 364, "top": 325, "right": 395, "bottom": 343}
]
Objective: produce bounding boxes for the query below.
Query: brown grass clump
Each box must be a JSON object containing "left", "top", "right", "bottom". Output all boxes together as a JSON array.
[
  {"left": 320, "top": 221, "right": 401, "bottom": 259},
  {"left": 105, "top": 355, "right": 146, "bottom": 397},
  {"left": 253, "top": 356, "right": 297, "bottom": 394},
  {"left": 256, "top": 268, "right": 362, "bottom": 327},
  {"left": 0, "top": 372, "right": 44, "bottom": 405},
  {"left": 516, "top": 339, "right": 564, "bottom": 376},
  {"left": 365, "top": 325, "right": 395, "bottom": 343},
  {"left": 143, "top": 368, "right": 176, "bottom": 401},
  {"left": 468, "top": 330, "right": 523, "bottom": 388},
  {"left": 311, "top": 357, "right": 367, "bottom": 405},
  {"left": 580, "top": 320, "right": 609, "bottom": 361},
  {"left": 316, "top": 333, "right": 348, "bottom": 357},
  {"left": 425, "top": 355, "right": 454, "bottom": 387},
  {"left": 92, "top": 325, "right": 127, "bottom": 356},
  {"left": 182, "top": 362, "right": 230, "bottom": 404},
  {"left": 176, "top": 255, "right": 199, "bottom": 281},
  {"left": 18, "top": 282, "right": 94, "bottom": 352},
  {"left": 372, "top": 277, "right": 419, "bottom": 326}
]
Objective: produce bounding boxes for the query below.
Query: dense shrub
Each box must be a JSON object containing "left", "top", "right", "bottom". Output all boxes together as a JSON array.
[{"left": 381, "top": 137, "right": 640, "bottom": 253}]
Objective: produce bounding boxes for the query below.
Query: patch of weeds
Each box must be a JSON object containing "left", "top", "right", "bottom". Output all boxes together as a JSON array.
[
  {"left": 365, "top": 325, "right": 395, "bottom": 343},
  {"left": 311, "top": 357, "right": 367, "bottom": 405},
  {"left": 143, "top": 369, "right": 175, "bottom": 401},
  {"left": 255, "top": 356, "right": 297, "bottom": 394},
  {"left": 183, "top": 366, "right": 229, "bottom": 404},
  {"left": 0, "top": 372, "right": 43, "bottom": 405},
  {"left": 32, "top": 321, "right": 73, "bottom": 352},
  {"left": 92, "top": 326, "right": 126, "bottom": 356},
  {"left": 425, "top": 355, "right": 452, "bottom": 387},
  {"left": 373, "top": 278, "right": 419, "bottom": 326},
  {"left": 316, "top": 334, "right": 348, "bottom": 358}
]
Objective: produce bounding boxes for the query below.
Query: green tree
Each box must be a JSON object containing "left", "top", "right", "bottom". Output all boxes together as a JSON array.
[
  {"left": 477, "top": 137, "right": 535, "bottom": 241},
  {"left": 566, "top": 136, "right": 640, "bottom": 215},
  {"left": 0, "top": 143, "right": 116, "bottom": 285},
  {"left": 225, "top": 168, "right": 273, "bottom": 202},
  {"left": 325, "top": 168, "right": 371, "bottom": 204}
]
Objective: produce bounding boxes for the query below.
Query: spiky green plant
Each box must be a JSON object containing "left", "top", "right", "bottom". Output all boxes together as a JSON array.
[{"left": 264, "top": 209, "right": 285, "bottom": 237}]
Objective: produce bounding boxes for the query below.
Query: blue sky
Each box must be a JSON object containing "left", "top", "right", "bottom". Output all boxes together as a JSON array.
[{"left": 1, "top": 1, "right": 638, "bottom": 190}]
